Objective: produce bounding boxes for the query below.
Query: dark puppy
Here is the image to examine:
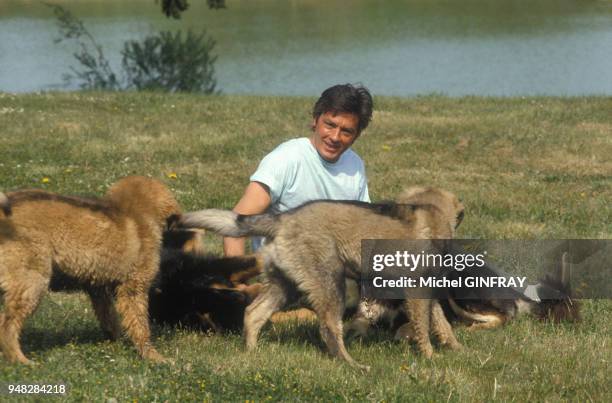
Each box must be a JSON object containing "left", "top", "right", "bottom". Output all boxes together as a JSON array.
[{"left": 149, "top": 247, "right": 262, "bottom": 332}]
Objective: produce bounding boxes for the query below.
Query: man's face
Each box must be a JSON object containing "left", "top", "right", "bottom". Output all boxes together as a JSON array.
[{"left": 310, "top": 111, "right": 360, "bottom": 163}]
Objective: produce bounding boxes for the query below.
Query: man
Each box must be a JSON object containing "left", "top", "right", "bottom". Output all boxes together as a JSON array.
[
  {"left": 224, "top": 84, "right": 374, "bottom": 256},
  {"left": 219, "top": 84, "right": 558, "bottom": 319}
]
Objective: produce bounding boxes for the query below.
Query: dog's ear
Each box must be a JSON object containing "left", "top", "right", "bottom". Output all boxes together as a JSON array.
[
  {"left": 166, "top": 214, "right": 182, "bottom": 231},
  {"left": 373, "top": 202, "right": 418, "bottom": 221},
  {"left": 393, "top": 204, "right": 419, "bottom": 222}
]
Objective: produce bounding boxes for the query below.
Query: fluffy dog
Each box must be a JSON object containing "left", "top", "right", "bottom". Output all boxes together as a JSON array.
[
  {"left": 180, "top": 187, "right": 465, "bottom": 370},
  {"left": 0, "top": 176, "right": 180, "bottom": 364}
]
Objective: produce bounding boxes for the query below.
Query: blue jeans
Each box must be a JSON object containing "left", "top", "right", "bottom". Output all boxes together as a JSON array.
[{"left": 251, "top": 236, "right": 265, "bottom": 252}]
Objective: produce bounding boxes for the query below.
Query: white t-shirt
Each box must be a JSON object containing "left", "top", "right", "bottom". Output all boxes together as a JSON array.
[{"left": 250, "top": 137, "right": 370, "bottom": 213}]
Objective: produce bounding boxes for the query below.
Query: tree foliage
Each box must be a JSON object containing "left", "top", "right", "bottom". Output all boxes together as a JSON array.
[{"left": 161, "top": 0, "right": 225, "bottom": 19}]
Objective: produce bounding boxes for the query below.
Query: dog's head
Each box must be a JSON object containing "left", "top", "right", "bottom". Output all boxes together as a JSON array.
[
  {"left": 395, "top": 186, "right": 464, "bottom": 237},
  {"left": 106, "top": 176, "right": 181, "bottom": 228}
]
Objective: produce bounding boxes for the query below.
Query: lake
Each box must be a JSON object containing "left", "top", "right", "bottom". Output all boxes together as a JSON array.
[{"left": 1, "top": 0, "right": 612, "bottom": 96}]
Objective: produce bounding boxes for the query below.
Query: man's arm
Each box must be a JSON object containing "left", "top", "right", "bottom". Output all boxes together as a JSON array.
[{"left": 223, "top": 181, "right": 272, "bottom": 256}]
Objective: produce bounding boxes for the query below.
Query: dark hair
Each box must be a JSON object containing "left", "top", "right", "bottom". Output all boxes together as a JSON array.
[{"left": 312, "top": 84, "right": 373, "bottom": 133}]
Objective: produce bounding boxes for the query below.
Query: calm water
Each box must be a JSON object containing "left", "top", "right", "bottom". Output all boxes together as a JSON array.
[{"left": 1, "top": 0, "right": 612, "bottom": 96}]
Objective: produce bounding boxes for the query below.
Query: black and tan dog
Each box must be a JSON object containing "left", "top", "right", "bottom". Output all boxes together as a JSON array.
[
  {"left": 152, "top": 230, "right": 262, "bottom": 332},
  {"left": 0, "top": 176, "right": 180, "bottom": 364},
  {"left": 180, "top": 186, "right": 465, "bottom": 370},
  {"left": 347, "top": 254, "right": 581, "bottom": 341}
]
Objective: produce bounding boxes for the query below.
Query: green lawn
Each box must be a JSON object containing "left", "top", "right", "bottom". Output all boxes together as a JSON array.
[{"left": 0, "top": 92, "right": 610, "bottom": 401}]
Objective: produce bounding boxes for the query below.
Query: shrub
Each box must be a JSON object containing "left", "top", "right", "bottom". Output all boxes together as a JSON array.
[
  {"left": 49, "top": 4, "right": 218, "bottom": 93},
  {"left": 122, "top": 30, "right": 217, "bottom": 93}
]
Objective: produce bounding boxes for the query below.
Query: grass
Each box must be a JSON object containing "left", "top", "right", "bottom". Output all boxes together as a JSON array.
[{"left": 0, "top": 92, "right": 611, "bottom": 401}]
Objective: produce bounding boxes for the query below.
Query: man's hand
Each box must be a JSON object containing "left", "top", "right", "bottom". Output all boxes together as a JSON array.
[{"left": 224, "top": 181, "right": 271, "bottom": 256}]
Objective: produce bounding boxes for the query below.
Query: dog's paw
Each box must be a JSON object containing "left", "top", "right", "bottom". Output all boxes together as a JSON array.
[
  {"left": 348, "top": 361, "right": 371, "bottom": 372},
  {"left": 358, "top": 364, "right": 371, "bottom": 372},
  {"left": 7, "top": 356, "right": 35, "bottom": 366},
  {"left": 20, "top": 358, "right": 35, "bottom": 366},
  {"left": 446, "top": 340, "right": 464, "bottom": 351},
  {"left": 6, "top": 352, "right": 35, "bottom": 366},
  {"left": 143, "top": 349, "right": 171, "bottom": 364},
  {"left": 419, "top": 345, "right": 434, "bottom": 359}
]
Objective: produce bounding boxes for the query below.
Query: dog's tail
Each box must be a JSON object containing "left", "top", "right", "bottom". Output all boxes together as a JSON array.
[
  {"left": 447, "top": 297, "right": 505, "bottom": 328},
  {"left": 0, "top": 192, "right": 11, "bottom": 218},
  {"left": 180, "top": 209, "right": 279, "bottom": 238}
]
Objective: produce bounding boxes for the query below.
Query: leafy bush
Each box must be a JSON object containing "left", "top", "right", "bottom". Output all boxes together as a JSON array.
[
  {"left": 122, "top": 31, "right": 217, "bottom": 93},
  {"left": 49, "top": 4, "right": 218, "bottom": 93}
]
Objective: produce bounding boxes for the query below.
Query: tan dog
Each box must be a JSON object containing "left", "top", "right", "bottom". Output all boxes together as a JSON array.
[
  {"left": 180, "top": 186, "right": 464, "bottom": 370},
  {"left": 0, "top": 176, "right": 180, "bottom": 364}
]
